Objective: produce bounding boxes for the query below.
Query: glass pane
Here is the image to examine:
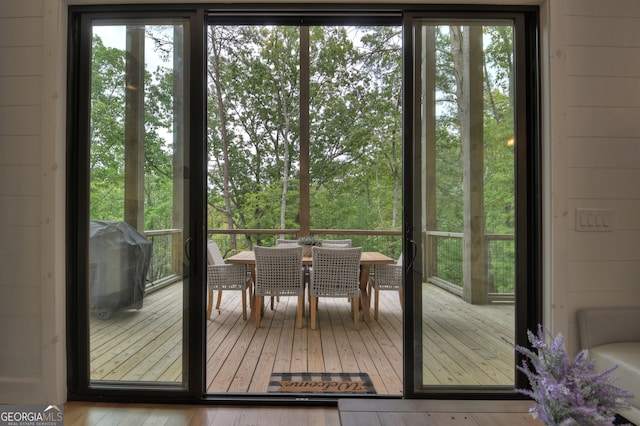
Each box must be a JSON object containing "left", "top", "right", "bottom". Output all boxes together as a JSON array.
[
  {"left": 414, "top": 22, "right": 516, "bottom": 388},
  {"left": 206, "top": 25, "right": 300, "bottom": 253},
  {"left": 88, "top": 22, "right": 188, "bottom": 384},
  {"left": 308, "top": 26, "right": 403, "bottom": 253},
  {"left": 205, "top": 24, "right": 404, "bottom": 395}
]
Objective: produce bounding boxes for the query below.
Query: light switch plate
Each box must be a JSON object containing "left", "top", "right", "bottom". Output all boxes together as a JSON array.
[{"left": 575, "top": 208, "right": 613, "bottom": 232}]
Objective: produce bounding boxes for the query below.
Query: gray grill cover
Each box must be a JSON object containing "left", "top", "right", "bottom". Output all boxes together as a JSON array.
[{"left": 89, "top": 220, "right": 152, "bottom": 316}]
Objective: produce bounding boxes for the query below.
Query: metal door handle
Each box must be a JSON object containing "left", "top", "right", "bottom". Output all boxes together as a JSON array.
[
  {"left": 405, "top": 226, "right": 417, "bottom": 271},
  {"left": 184, "top": 237, "right": 193, "bottom": 262}
]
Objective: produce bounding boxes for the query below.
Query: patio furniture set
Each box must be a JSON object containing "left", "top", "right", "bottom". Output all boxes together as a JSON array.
[{"left": 206, "top": 239, "right": 403, "bottom": 330}]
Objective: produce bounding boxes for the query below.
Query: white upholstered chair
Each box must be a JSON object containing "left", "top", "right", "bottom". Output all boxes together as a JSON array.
[
  {"left": 206, "top": 241, "right": 251, "bottom": 320},
  {"left": 309, "top": 246, "right": 362, "bottom": 330},
  {"left": 253, "top": 245, "right": 305, "bottom": 328},
  {"left": 368, "top": 253, "right": 403, "bottom": 320}
]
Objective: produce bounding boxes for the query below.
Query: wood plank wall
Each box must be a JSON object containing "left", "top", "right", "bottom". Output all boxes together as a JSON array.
[
  {"left": 560, "top": 0, "right": 640, "bottom": 355},
  {"left": 0, "top": 0, "right": 65, "bottom": 404},
  {"left": 0, "top": 0, "right": 45, "bottom": 401}
]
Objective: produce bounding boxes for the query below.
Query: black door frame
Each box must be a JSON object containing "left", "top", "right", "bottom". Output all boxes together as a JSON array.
[
  {"left": 401, "top": 7, "right": 542, "bottom": 398},
  {"left": 66, "top": 5, "right": 207, "bottom": 402},
  {"left": 66, "top": 2, "right": 541, "bottom": 404}
]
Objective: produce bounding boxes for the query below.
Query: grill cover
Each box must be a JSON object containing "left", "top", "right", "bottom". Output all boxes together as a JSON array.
[{"left": 89, "top": 220, "right": 152, "bottom": 318}]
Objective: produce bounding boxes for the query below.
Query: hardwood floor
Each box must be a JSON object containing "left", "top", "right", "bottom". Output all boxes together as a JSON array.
[
  {"left": 63, "top": 400, "right": 539, "bottom": 425},
  {"left": 63, "top": 401, "right": 341, "bottom": 426},
  {"left": 89, "top": 280, "right": 514, "bottom": 393},
  {"left": 338, "top": 399, "right": 541, "bottom": 426}
]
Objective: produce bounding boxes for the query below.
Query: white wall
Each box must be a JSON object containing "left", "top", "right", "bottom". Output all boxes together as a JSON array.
[
  {"left": 558, "top": 0, "right": 640, "bottom": 354},
  {"left": 0, "top": 0, "right": 66, "bottom": 404},
  {"left": 0, "top": 0, "right": 44, "bottom": 387},
  {"left": 0, "top": 0, "right": 639, "bottom": 405}
]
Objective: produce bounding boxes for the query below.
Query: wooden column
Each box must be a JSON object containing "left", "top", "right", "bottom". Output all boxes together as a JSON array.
[
  {"left": 124, "top": 25, "right": 145, "bottom": 232},
  {"left": 172, "top": 25, "right": 184, "bottom": 276},
  {"left": 423, "top": 25, "right": 438, "bottom": 282},
  {"left": 299, "top": 26, "right": 311, "bottom": 237},
  {"left": 462, "top": 26, "right": 486, "bottom": 305}
]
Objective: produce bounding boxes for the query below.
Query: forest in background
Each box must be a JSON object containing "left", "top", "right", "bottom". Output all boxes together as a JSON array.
[{"left": 89, "top": 23, "right": 516, "bottom": 291}]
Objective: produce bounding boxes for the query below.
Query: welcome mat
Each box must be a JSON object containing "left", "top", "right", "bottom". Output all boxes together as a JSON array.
[{"left": 268, "top": 372, "right": 376, "bottom": 394}]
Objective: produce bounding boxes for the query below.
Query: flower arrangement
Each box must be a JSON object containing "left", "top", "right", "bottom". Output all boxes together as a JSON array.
[
  {"left": 297, "top": 236, "right": 320, "bottom": 256},
  {"left": 297, "top": 236, "right": 320, "bottom": 246},
  {"left": 513, "top": 325, "right": 633, "bottom": 426}
]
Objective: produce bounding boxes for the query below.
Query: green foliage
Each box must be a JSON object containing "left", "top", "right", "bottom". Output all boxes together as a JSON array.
[
  {"left": 206, "top": 25, "right": 403, "bottom": 254},
  {"left": 88, "top": 23, "right": 518, "bottom": 279},
  {"left": 89, "top": 28, "right": 178, "bottom": 231},
  {"left": 297, "top": 236, "right": 320, "bottom": 246},
  {"left": 90, "top": 36, "right": 126, "bottom": 221}
]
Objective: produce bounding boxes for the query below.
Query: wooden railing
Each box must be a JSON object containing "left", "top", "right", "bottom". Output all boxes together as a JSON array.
[
  {"left": 485, "top": 234, "right": 516, "bottom": 302},
  {"left": 143, "top": 227, "right": 513, "bottom": 304},
  {"left": 207, "top": 229, "right": 403, "bottom": 260},
  {"left": 144, "top": 228, "right": 182, "bottom": 293},
  {"left": 425, "top": 231, "right": 464, "bottom": 297},
  {"left": 426, "top": 231, "right": 515, "bottom": 303},
  {"left": 142, "top": 228, "right": 402, "bottom": 292}
]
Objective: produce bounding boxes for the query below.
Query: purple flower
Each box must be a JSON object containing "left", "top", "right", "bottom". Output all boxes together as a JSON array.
[{"left": 511, "top": 326, "right": 633, "bottom": 426}]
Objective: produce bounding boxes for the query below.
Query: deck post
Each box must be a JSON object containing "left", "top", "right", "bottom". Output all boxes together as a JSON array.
[
  {"left": 172, "top": 25, "right": 184, "bottom": 277},
  {"left": 299, "top": 26, "right": 310, "bottom": 237},
  {"left": 124, "top": 25, "right": 145, "bottom": 232},
  {"left": 422, "top": 26, "right": 438, "bottom": 283},
  {"left": 461, "top": 26, "right": 487, "bottom": 304}
]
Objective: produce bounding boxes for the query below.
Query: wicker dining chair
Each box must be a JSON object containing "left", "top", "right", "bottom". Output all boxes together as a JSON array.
[
  {"left": 319, "top": 239, "right": 352, "bottom": 248},
  {"left": 368, "top": 253, "right": 403, "bottom": 320},
  {"left": 312, "top": 240, "right": 352, "bottom": 286},
  {"left": 254, "top": 245, "right": 305, "bottom": 329},
  {"left": 274, "top": 238, "right": 304, "bottom": 305},
  {"left": 309, "top": 246, "right": 363, "bottom": 330},
  {"left": 275, "top": 238, "right": 300, "bottom": 247},
  {"left": 206, "top": 241, "right": 251, "bottom": 320},
  {"left": 276, "top": 239, "right": 303, "bottom": 285}
]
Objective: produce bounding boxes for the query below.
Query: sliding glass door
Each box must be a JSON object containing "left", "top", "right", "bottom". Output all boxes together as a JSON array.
[
  {"left": 67, "top": 4, "right": 540, "bottom": 402},
  {"left": 204, "top": 20, "right": 404, "bottom": 395},
  {"left": 403, "top": 10, "right": 541, "bottom": 395},
  {"left": 67, "top": 8, "right": 207, "bottom": 398},
  {"left": 86, "top": 21, "right": 190, "bottom": 385}
]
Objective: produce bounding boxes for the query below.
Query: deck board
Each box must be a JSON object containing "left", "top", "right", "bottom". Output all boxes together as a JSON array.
[{"left": 89, "top": 281, "right": 515, "bottom": 393}]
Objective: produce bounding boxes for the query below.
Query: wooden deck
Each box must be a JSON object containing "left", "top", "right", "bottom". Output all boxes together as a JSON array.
[
  {"left": 89, "top": 281, "right": 514, "bottom": 394},
  {"left": 422, "top": 283, "right": 516, "bottom": 386}
]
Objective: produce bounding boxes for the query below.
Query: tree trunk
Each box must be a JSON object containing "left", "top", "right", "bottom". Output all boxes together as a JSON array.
[
  {"left": 209, "top": 27, "right": 237, "bottom": 249},
  {"left": 276, "top": 28, "right": 293, "bottom": 233},
  {"left": 391, "top": 137, "right": 399, "bottom": 229},
  {"left": 450, "top": 26, "right": 465, "bottom": 123},
  {"left": 278, "top": 75, "right": 291, "bottom": 232}
]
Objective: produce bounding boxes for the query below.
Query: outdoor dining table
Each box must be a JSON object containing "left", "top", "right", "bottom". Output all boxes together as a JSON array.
[{"left": 225, "top": 250, "right": 395, "bottom": 323}]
